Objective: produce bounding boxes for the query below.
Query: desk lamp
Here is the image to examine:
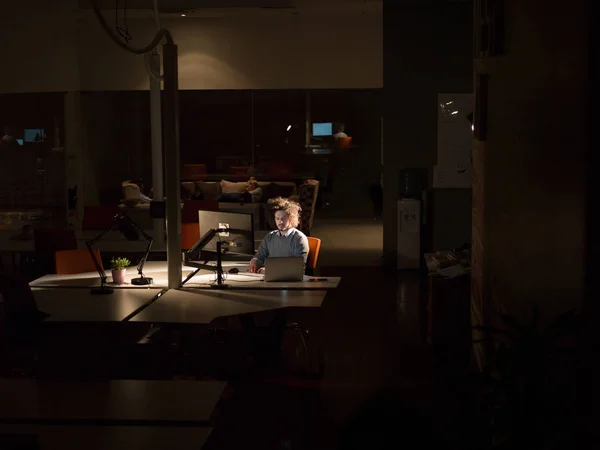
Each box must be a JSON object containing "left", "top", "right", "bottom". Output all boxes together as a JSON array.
[
  {"left": 86, "top": 214, "right": 154, "bottom": 295},
  {"left": 181, "top": 228, "right": 229, "bottom": 289},
  {"left": 181, "top": 226, "right": 253, "bottom": 289}
]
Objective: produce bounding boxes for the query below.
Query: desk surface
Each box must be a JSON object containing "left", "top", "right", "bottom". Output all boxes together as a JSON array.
[
  {"left": 32, "top": 261, "right": 341, "bottom": 290},
  {"left": 32, "top": 288, "right": 162, "bottom": 322},
  {"left": 30, "top": 262, "right": 195, "bottom": 289},
  {"left": 130, "top": 288, "right": 327, "bottom": 324},
  {"left": 186, "top": 272, "right": 341, "bottom": 290},
  {"left": 0, "top": 425, "right": 212, "bottom": 450},
  {"left": 0, "top": 379, "right": 225, "bottom": 424}
]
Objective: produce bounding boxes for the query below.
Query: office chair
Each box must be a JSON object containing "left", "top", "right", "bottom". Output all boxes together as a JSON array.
[
  {"left": 181, "top": 200, "right": 219, "bottom": 250},
  {"left": 55, "top": 248, "right": 103, "bottom": 275},
  {"left": 306, "top": 237, "right": 321, "bottom": 272},
  {"left": 282, "top": 236, "right": 322, "bottom": 372}
]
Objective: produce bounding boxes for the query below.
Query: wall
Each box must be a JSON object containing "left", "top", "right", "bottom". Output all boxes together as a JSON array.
[
  {"left": 80, "top": 92, "right": 152, "bottom": 205},
  {"left": 78, "top": 14, "right": 383, "bottom": 90},
  {"left": 382, "top": 2, "right": 474, "bottom": 261},
  {"left": 0, "top": 2, "right": 80, "bottom": 93},
  {"left": 1, "top": 6, "right": 382, "bottom": 93},
  {"left": 473, "top": 0, "right": 589, "bottom": 321}
]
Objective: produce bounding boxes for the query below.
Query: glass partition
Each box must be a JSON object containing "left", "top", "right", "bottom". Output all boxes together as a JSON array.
[{"left": 0, "top": 92, "right": 66, "bottom": 228}]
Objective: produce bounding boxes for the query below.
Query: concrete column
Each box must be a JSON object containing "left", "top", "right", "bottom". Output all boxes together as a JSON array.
[
  {"left": 162, "top": 43, "right": 182, "bottom": 289},
  {"left": 149, "top": 51, "right": 165, "bottom": 244}
]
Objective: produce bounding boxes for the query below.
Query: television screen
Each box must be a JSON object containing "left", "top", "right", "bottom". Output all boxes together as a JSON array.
[
  {"left": 312, "top": 122, "right": 332, "bottom": 137},
  {"left": 23, "top": 129, "right": 44, "bottom": 143}
]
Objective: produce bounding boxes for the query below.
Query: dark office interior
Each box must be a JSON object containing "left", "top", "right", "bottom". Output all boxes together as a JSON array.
[{"left": 0, "top": 1, "right": 593, "bottom": 449}]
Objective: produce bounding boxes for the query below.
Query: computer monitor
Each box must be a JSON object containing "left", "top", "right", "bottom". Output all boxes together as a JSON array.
[
  {"left": 23, "top": 129, "right": 45, "bottom": 143},
  {"left": 198, "top": 210, "right": 255, "bottom": 257},
  {"left": 312, "top": 122, "right": 333, "bottom": 137},
  {"left": 16, "top": 139, "right": 24, "bottom": 146}
]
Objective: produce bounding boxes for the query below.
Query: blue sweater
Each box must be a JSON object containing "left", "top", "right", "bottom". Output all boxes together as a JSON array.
[{"left": 253, "top": 228, "right": 309, "bottom": 267}]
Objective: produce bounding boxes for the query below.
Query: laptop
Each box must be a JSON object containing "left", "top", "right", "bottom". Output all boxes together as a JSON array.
[{"left": 264, "top": 257, "right": 304, "bottom": 282}]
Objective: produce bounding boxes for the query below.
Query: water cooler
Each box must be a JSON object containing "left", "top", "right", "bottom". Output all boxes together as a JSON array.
[{"left": 397, "top": 169, "right": 428, "bottom": 270}]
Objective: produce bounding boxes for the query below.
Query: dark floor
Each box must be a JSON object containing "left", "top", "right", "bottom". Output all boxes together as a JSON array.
[{"left": 202, "top": 265, "right": 434, "bottom": 450}]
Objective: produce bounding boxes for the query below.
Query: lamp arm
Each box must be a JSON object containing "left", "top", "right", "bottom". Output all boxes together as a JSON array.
[
  {"left": 137, "top": 238, "right": 154, "bottom": 277},
  {"left": 87, "top": 222, "right": 120, "bottom": 247},
  {"left": 86, "top": 240, "right": 108, "bottom": 287},
  {"left": 184, "top": 228, "right": 219, "bottom": 264},
  {"left": 130, "top": 219, "right": 154, "bottom": 242},
  {"left": 118, "top": 214, "right": 154, "bottom": 278}
]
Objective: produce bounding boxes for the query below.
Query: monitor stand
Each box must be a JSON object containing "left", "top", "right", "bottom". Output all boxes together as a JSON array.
[{"left": 211, "top": 241, "right": 229, "bottom": 289}]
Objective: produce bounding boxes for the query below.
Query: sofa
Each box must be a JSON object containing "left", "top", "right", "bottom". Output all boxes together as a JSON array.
[
  {"left": 180, "top": 180, "right": 297, "bottom": 203},
  {"left": 120, "top": 178, "right": 319, "bottom": 234}
]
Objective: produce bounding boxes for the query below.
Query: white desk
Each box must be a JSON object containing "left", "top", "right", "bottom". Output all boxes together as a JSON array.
[
  {"left": 32, "top": 288, "right": 162, "bottom": 322},
  {"left": 185, "top": 272, "right": 341, "bottom": 290},
  {"left": 0, "top": 425, "right": 213, "bottom": 450},
  {"left": 0, "top": 379, "right": 225, "bottom": 424},
  {"left": 30, "top": 262, "right": 195, "bottom": 289},
  {"left": 31, "top": 261, "right": 341, "bottom": 290},
  {"left": 130, "top": 288, "right": 327, "bottom": 324}
]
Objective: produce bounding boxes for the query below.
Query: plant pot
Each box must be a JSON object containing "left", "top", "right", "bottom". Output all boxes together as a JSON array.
[{"left": 111, "top": 268, "right": 127, "bottom": 285}]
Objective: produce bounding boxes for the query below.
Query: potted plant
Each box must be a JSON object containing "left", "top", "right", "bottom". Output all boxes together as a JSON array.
[{"left": 110, "top": 257, "right": 131, "bottom": 285}]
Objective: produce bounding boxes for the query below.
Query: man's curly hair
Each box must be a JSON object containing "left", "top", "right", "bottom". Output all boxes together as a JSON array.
[{"left": 267, "top": 197, "right": 302, "bottom": 228}]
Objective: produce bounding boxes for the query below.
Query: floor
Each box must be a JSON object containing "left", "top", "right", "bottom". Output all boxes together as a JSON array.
[
  {"left": 205, "top": 214, "right": 439, "bottom": 449},
  {"left": 202, "top": 265, "right": 432, "bottom": 450}
]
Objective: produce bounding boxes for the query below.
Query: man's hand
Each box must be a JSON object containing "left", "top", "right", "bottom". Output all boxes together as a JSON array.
[{"left": 248, "top": 258, "right": 259, "bottom": 273}]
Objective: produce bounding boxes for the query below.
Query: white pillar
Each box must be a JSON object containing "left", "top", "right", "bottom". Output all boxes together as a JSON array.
[
  {"left": 149, "top": 51, "right": 165, "bottom": 244},
  {"left": 64, "top": 91, "right": 84, "bottom": 229},
  {"left": 162, "top": 43, "right": 182, "bottom": 289}
]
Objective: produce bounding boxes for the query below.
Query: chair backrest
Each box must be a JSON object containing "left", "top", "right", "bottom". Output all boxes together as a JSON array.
[
  {"left": 55, "top": 248, "right": 102, "bottom": 275},
  {"left": 306, "top": 237, "right": 321, "bottom": 269},
  {"left": 181, "top": 223, "right": 200, "bottom": 250},
  {"left": 337, "top": 136, "right": 352, "bottom": 148},
  {"left": 181, "top": 200, "right": 220, "bottom": 250},
  {"left": 82, "top": 206, "right": 120, "bottom": 230},
  {"left": 298, "top": 180, "right": 320, "bottom": 236}
]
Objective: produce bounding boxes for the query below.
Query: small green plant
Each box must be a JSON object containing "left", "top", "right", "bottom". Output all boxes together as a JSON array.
[{"left": 110, "top": 257, "right": 131, "bottom": 270}]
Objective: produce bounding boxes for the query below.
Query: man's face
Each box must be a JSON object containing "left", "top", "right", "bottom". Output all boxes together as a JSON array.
[{"left": 274, "top": 210, "right": 291, "bottom": 232}]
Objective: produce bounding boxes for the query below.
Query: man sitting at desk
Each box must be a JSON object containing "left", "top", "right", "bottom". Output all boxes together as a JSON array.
[{"left": 248, "top": 197, "right": 309, "bottom": 273}]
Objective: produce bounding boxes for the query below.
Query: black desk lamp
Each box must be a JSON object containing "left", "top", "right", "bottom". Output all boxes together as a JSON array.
[
  {"left": 181, "top": 228, "right": 229, "bottom": 289},
  {"left": 86, "top": 214, "right": 154, "bottom": 295}
]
